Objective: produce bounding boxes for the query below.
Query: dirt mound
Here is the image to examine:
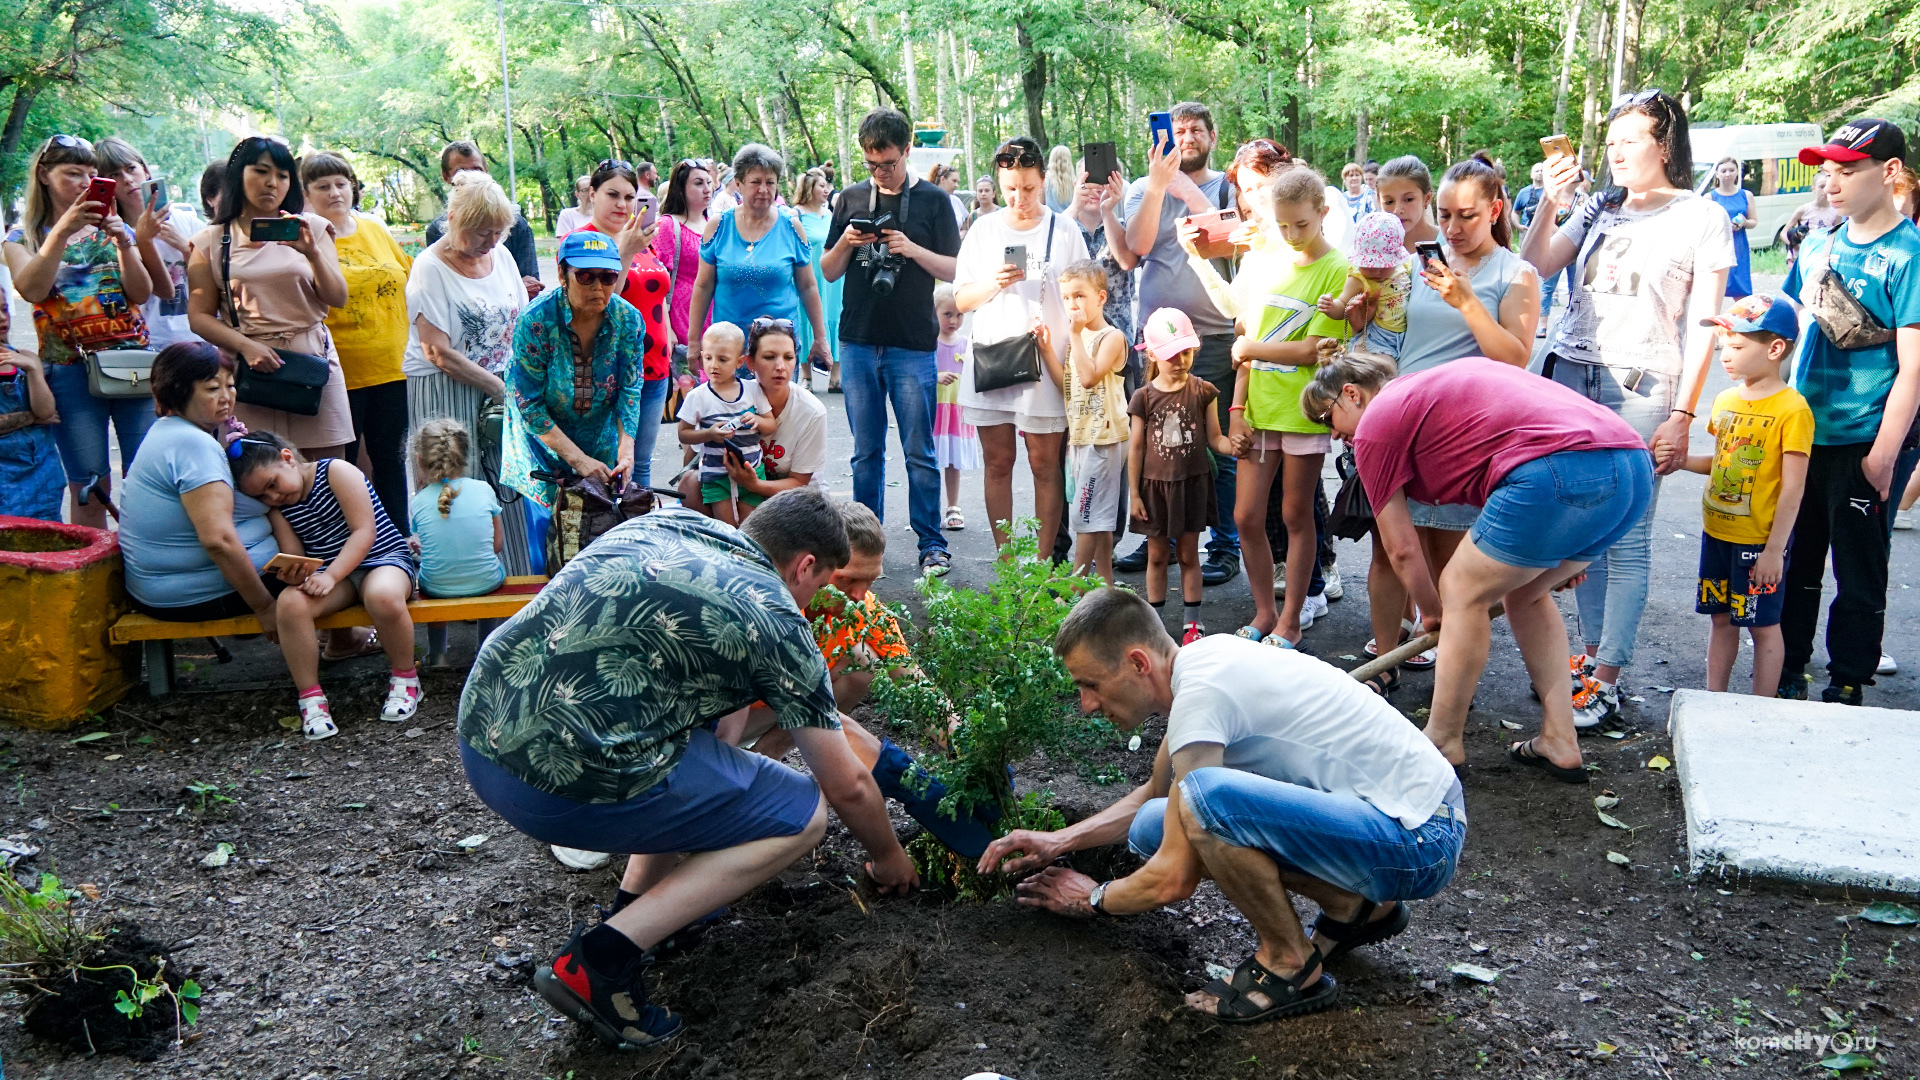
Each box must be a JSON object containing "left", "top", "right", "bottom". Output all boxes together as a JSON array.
[{"left": 23, "top": 922, "right": 185, "bottom": 1061}]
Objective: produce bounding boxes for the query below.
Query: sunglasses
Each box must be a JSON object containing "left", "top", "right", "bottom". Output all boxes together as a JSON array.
[
  {"left": 750, "top": 316, "right": 796, "bottom": 335},
  {"left": 994, "top": 146, "right": 1042, "bottom": 170},
  {"left": 597, "top": 158, "right": 633, "bottom": 173},
  {"left": 570, "top": 269, "right": 622, "bottom": 287},
  {"left": 1606, "top": 89, "right": 1669, "bottom": 120},
  {"left": 49, "top": 134, "right": 94, "bottom": 152}
]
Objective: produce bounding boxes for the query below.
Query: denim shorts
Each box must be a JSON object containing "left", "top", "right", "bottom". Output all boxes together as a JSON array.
[
  {"left": 1407, "top": 498, "right": 1479, "bottom": 532},
  {"left": 1471, "top": 448, "right": 1653, "bottom": 569},
  {"left": 44, "top": 362, "right": 157, "bottom": 486},
  {"left": 460, "top": 728, "right": 820, "bottom": 854},
  {"left": 1127, "top": 768, "right": 1466, "bottom": 904},
  {"left": 1696, "top": 534, "right": 1789, "bottom": 627}
]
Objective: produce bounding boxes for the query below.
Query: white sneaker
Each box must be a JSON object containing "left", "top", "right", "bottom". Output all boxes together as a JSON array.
[
  {"left": 1571, "top": 677, "right": 1621, "bottom": 732},
  {"left": 1322, "top": 568, "right": 1343, "bottom": 601},
  {"left": 549, "top": 846, "right": 611, "bottom": 871},
  {"left": 1299, "top": 592, "right": 1329, "bottom": 629},
  {"left": 298, "top": 693, "right": 337, "bottom": 742},
  {"left": 381, "top": 673, "right": 423, "bottom": 721},
  {"left": 1896, "top": 510, "right": 1914, "bottom": 531},
  {"left": 1878, "top": 653, "right": 1899, "bottom": 676}
]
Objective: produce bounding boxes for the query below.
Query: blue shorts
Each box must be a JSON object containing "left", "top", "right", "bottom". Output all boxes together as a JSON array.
[
  {"left": 1471, "top": 447, "right": 1653, "bottom": 569},
  {"left": 1407, "top": 498, "right": 1479, "bottom": 532},
  {"left": 460, "top": 728, "right": 819, "bottom": 854},
  {"left": 1127, "top": 768, "right": 1466, "bottom": 904},
  {"left": 44, "top": 362, "right": 157, "bottom": 487},
  {"left": 1696, "top": 534, "right": 1789, "bottom": 627}
]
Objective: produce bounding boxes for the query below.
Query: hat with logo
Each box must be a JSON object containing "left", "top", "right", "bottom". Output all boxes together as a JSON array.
[
  {"left": 557, "top": 229, "right": 626, "bottom": 273},
  {"left": 1351, "top": 211, "right": 1408, "bottom": 270},
  {"left": 1798, "top": 119, "right": 1907, "bottom": 166},
  {"left": 1138, "top": 307, "right": 1200, "bottom": 362},
  {"left": 1700, "top": 293, "right": 1799, "bottom": 341}
]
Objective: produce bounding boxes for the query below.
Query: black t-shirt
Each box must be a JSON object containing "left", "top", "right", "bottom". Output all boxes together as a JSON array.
[{"left": 827, "top": 177, "right": 961, "bottom": 353}]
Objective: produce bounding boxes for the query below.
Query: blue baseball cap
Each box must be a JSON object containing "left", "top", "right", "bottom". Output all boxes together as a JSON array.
[
  {"left": 557, "top": 230, "right": 625, "bottom": 273},
  {"left": 1700, "top": 293, "right": 1799, "bottom": 341}
]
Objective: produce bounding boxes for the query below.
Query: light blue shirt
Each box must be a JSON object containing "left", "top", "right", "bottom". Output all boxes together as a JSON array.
[
  {"left": 1395, "top": 245, "right": 1531, "bottom": 376},
  {"left": 410, "top": 478, "right": 505, "bottom": 599},
  {"left": 1784, "top": 218, "right": 1920, "bottom": 445},
  {"left": 119, "top": 416, "right": 276, "bottom": 607}
]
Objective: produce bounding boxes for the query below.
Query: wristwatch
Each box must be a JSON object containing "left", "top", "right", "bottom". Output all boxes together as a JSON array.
[{"left": 1088, "top": 880, "right": 1112, "bottom": 916}]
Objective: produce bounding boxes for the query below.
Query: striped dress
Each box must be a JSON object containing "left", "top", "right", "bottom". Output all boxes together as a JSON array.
[{"left": 280, "top": 459, "right": 417, "bottom": 576}]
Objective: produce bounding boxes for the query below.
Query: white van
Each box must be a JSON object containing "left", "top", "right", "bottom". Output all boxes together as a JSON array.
[{"left": 1688, "top": 123, "right": 1824, "bottom": 250}]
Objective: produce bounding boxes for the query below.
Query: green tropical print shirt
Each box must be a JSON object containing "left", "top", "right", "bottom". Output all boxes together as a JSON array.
[{"left": 457, "top": 509, "right": 838, "bottom": 803}]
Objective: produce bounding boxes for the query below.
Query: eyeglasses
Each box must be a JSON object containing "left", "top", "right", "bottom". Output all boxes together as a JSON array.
[
  {"left": 749, "top": 316, "right": 796, "bottom": 335},
  {"left": 597, "top": 158, "right": 632, "bottom": 173},
  {"left": 49, "top": 134, "right": 93, "bottom": 152},
  {"left": 570, "top": 269, "right": 622, "bottom": 287},
  {"left": 863, "top": 155, "right": 903, "bottom": 174},
  {"left": 994, "top": 146, "right": 1042, "bottom": 170}
]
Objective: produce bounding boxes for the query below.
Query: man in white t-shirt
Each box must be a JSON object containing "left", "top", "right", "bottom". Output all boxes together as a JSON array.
[{"left": 980, "top": 588, "right": 1466, "bottom": 1024}]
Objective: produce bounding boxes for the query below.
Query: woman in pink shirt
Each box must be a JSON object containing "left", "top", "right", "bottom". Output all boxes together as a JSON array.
[{"left": 1302, "top": 353, "right": 1652, "bottom": 783}]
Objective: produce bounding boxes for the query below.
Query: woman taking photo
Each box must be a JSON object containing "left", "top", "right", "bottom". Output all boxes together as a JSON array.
[
  {"left": 954, "top": 135, "right": 1091, "bottom": 556},
  {"left": 1706, "top": 156, "right": 1756, "bottom": 299},
  {"left": 1358, "top": 153, "right": 1540, "bottom": 691},
  {"left": 564, "top": 159, "right": 673, "bottom": 487},
  {"left": 403, "top": 171, "right": 535, "bottom": 574},
  {"left": 791, "top": 167, "right": 844, "bottom": 390},
  {"left": 499, "top": 229, "right": 646, "bottom": 509},
  {"left": 1067, "top": 159, "right": 1138, "bottom": 350},
  {"left": 302, "top": 151, "right": 414, "bottom": 529},
  {"left": 186, "top": 136, "right": 353, "bottom": 461},
  {"left": 689, "top": 144, "right": 832, "bottom": 373},
  {"left": 3, "top": 134, "right": 158, "bottom": 529},
  {"left": 1520, "top": 89, "right": 1733, "bottom": 729},
  {"left": 96, "top": 137, "right": 203, "bottom": 353},
  {"left": 654, "top": 158, "right": 716, "bottom": 369},
  {"left": 1305, "top": 352, "right": 1652, "bottom": 780}
]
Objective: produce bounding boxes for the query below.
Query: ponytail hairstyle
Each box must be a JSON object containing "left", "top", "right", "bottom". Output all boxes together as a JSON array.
[
  {"left": 1605, "top": 90, "right": 1694, "bottom": 191},
  {"left": 412, "top": 418, "right": 472, "bottom": 516},
  {"left": 1376, "top": 155, "right": 1434, "bottom": 197},
  {"left": 227, "top": 429, "right": 301, "bottom": 482},
  {"left": 1440, "top": 151, "right": 1512, "bottom": 249},
  {"left": 1299, "top": 347, "right": 1398, "bottom": 428}
]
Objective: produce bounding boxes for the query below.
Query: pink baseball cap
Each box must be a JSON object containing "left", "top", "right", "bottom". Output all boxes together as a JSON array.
[
  {"left": 1138, "top": 307, "right": 1201, "bottom": 362},
  {"left": 1351, "top": 212, "right": 1408, "bottom": 270}
]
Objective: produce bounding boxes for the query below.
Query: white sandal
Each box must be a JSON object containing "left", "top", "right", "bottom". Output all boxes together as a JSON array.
[
  {"left": 381, "top": 673, "right": 423, "bottom": 721},
  {"left": 298, "top": 693, "right": 337, "bottom": 741},
  {"left": 944, "top": 506, "right": 965, "bottom": 530}
]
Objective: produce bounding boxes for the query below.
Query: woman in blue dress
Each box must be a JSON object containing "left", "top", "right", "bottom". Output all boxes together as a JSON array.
[
  {"left": 790, "top": 167, "right": 843, "bottom": 391},
  {"left": 1707, "top": 156, "right": 1755, "bottom": 299},
  {"left": 687, "top": 144, "right": 832, "bottom": 372}
]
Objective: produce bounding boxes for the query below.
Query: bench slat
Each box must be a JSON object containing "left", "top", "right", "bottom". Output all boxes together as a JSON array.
[{"left": 110, "top": 576, "right": 548, "bottom": 644}]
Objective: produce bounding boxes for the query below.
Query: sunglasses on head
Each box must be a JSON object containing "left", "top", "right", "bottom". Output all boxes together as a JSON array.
[
  {"left": 49, "top": 134, "right": 93, "bottom": 152},
  {"left": 571, "top": 268, "right": 622, "bottom": 287},
  {"left": 1606, "top": 89, "right": 1669, "bottom": 120},
  {"left": 597, "top": 158, "right": 632, "bottom": 173},
  {"left": 994, "top": 146, "right": 1042, "bottom": 170},
  {"left": 750, "top": 316, "right": 796, "bottom": 335}
]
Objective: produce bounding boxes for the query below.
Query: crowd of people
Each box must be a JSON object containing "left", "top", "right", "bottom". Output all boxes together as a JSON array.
[{"left": 2, "top": 95, "right": 1917, "bottom": 1046}]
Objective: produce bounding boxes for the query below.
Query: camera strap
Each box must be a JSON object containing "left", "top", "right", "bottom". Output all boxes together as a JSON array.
[
  {"left": 219, "top": 224, "right": 240, "bottom": 330},
  {"left": 866, "top": 175, "right": 912, "bottom": 228}
]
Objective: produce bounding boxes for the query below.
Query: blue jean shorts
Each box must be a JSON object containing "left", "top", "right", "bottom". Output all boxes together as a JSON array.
[
  {"left": 1127, "top": 768, "right": 1466, "bottom": 904},
  {"left": 1407, "top": 498, "right": 1479, "bottom": 532},
  {"left": 1471, "top": 447, "right": 1653, "bottom": 569},
  {"left": 1696, "top": 534, "right": 1789, "bottom": 627},
  {"left": 44, "top": 362, "right": 157, "bottom": 487},
  {"left": 460, "top": 728, "right": 820, "bottom": 854}
]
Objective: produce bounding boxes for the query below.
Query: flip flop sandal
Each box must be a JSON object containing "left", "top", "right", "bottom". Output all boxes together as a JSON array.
[
  {"left": 320, "top": 629, "right": 382, "bottom": 664},
  {"left": 1233, "top": 626, "right": 1266, "bottom": 642},
  {"left": 1309, "top": 899, "right": 1411, "bottom": 961},
  {"left": 1195, "top": 947, "right": 1338, "bottom": 1024},
  {"left": 1361, "top": 667, "right": 1399, "bottom": 697},
  {"left": 1507, "top": 737, "right": 1589, "bottom": 784}
]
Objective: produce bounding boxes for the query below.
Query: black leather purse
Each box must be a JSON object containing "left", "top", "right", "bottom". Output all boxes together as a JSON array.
[
  {"left": 971, "top": 213, "right": 1056, "bottom": 395},
  {"left": 222, "top": 224, "right": 329, "bottom": 416},
  {"left": 1326, "top": 447, "right": 1374, "bottom": 541}
]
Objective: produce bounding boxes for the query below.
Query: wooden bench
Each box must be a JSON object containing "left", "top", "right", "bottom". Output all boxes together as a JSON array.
[{"left": 110, "top": 576, "right": 548, "bottom": 696}]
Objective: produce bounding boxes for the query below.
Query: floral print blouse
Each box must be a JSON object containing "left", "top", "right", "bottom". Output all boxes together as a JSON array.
[{"left": 501, "top": 286, "right": 645, "bottom": 508}]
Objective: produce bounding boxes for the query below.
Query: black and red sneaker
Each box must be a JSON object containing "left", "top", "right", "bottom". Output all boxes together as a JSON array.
[{"left": 534, "top": 925, "right": 683, "bottom": 1050}]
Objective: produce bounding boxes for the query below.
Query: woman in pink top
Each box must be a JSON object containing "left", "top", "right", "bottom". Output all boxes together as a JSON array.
[
  {"left": 653, "top": 159, "right": 716, "bottom": 375},
  {"left": 1302, "top": 353, "right": 1651, "bottom": 783}
]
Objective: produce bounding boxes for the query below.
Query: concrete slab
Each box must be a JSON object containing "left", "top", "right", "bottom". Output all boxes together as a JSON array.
[{"left": 1670, "top": 689, "right": 1920, "bottom": 892}]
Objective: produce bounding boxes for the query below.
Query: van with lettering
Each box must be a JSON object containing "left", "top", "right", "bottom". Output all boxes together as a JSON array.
[{"left": 1688, "top": 123, "right": 1824, "bottom": 250}]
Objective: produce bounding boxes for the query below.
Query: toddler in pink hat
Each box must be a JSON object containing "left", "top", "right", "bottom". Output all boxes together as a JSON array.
[{"left": 1316, "top": 211, "right": 1412, "bottom": 357}]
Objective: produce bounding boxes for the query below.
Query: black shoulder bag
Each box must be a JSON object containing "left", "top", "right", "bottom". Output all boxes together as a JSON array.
[
  {"left": 222, "top": 223, "right": 330, "bottom": 416},
  {"left": 971, "top": 211, "right": 1055, "bottom": 394},
  {"left": 1326, "top": 446, "right": 1374, "bottom": 541}
]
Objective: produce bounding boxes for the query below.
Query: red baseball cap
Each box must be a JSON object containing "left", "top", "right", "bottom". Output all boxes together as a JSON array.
[{"left": 1799, "top": 119, "right": 1907, "bottom": 166}]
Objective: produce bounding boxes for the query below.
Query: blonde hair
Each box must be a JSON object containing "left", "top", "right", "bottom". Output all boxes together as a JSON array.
[
  {"left": 1341, "top": 162, "right": 1364, "bottom": 180},
  {"left": 932, "top": 282, "right": 958, "bottom": 309},
  {"left": 1057, "top": 259, "right": 1108, "bottom": 293},
  {"left": 413, "top": 418, "right": 472, "bottom": 517},
  {"left": 792, "top": 168, "right": 829, "bottom": 208},
  {"left": 1046, "top": 145, "right": 1075, "bottom": 205},
  {"left": 446, "top": 170, "right": 515, "bottom": 238},
  {"left": 1299, "top": 347, "right": 1397, "bottom": 427},
  {"left": 22, "top": 137, "right": 98, "bottom": 245}
]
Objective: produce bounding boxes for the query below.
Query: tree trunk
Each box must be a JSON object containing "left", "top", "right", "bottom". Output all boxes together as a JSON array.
[
  {"left": 1552, "top": 0, "right": 1585, "bottom": 136},
  {"left": 867, "top": 13, "right": 887, "bottom": 106},
  {"left": 520, "top": 121, "right": 557, "bottom": 233},
  {"left": 934, "top": 28, "right": 949, "bottom": 128},
  {"left": 959, "top": 33, "right": 976, "bottom": 180},
  {"left": 1354, "top": 109, "right": 1369, "bottom": 166},
  {"left": 1607, "top": 0, "right": 1630, "bottom": 101},
  {"left": 835, "top": 80, "right": 851, "bottom": 177},
  {"left": 1, "top": 84, "right": 37, "bottom": 227},
  {"left": 1284, "top": 69, "right": 1301, "bottom": 155},
  {"left": 1016, "top": 21, "right": 1048, "bottom": 146},
  {"left": 1579, "top": 4, "right": 1607, "bottom": 169},
  {"left": 900, "top": 13, "right": 920, "bottom": 121},
  {"left": 782, "top": 77, "right": 821, "bottom": 165}
]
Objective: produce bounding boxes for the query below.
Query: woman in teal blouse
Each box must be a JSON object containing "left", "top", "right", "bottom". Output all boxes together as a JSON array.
[{"left": 501, "top": 230, "right": 646, "bottom": 509}]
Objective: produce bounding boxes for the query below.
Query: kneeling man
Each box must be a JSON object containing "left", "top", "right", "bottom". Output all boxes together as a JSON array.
[{"left": 980, "top": 587, "right": 1466, "bottom": 1023}]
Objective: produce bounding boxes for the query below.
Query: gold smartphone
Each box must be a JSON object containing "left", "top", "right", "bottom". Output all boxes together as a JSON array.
[
  {"left": 265, "top": 553, "right": 323, "bottom": 577},
  {"left": 1539, "top": 134, "right": 1576, "bottom": 161}
]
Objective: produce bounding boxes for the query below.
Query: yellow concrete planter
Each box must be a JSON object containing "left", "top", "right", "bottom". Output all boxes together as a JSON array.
[{"left": 0, "top": 517, "right": 133, "bottom": 729}]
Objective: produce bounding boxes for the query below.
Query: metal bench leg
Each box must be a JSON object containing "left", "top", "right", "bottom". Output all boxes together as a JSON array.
[{"left": 144, "top": 640, "right": 175, "bottom": 698}]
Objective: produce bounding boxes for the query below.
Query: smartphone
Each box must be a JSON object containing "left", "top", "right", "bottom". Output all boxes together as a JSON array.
[
  {"left": 848, "top": 215, "right": 876, "bottom": 238},
  {"left": 250, "top": 217, "right": 303, "bottom": 243},
  {"left": 1081, "top": 141, "right": 1121, "bottom": 186},
  {"left": 636, "top": 194, "right": 658, "bottom": 230},
  {"left": 265, "top": 553, "right": 323, "bottom": 577},
  {"left": 1183, "top": 208, "right": 1242, "bottom": 245},
  {"left": 1003, "top": 244, "right": 1028, "bottom": 273},
  {"left": 1148, "top": 111, "right": 1174, "bottom": 156},
  {"left": 140, "top": 176, "right": 169, "bottom": 211},
  {"left": 1414, "top": 240, "right": 1446, "bottom": 271},
  {"left": 83, "top": 176, "right": 117, "bottom": 213},
  {"left": 1539, "top": 134, "right": 1576, "bottom": 161}
]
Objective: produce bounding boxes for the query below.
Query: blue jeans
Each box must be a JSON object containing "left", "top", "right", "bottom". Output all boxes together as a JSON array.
[
  {"left": 1545, "top": 357, "right": 1668, "bottom": 669},
  {"left": 44, "top": 361, "right": 157, "bottom": 489},
  {"left": 633, "top": 377, "right": 671, "bottom": 490},
  {"left": 1128, "top": 769, "right": 1466, "bottom": 903},
  {"left": 840, "top": 341, "right": 945, "bottom": 556},
  {"left": 1190, "top": 334, "right": 1239, "bottom": 557}
]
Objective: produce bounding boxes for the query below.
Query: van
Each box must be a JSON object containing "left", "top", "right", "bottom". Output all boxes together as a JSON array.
[{"left": 1689, "top": 123, "right": 1824, "bottom": 250}]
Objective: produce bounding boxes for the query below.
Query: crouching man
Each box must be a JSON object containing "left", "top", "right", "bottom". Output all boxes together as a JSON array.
[{"left": 979, "top": 587, "right": 1466, "bottom": 1023}]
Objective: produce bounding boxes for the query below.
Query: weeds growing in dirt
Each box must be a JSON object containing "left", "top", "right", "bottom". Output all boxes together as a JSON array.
[
  {"left": 0, "top": 872, "right": 100, "bottom": 991},
  {"left": 184, "top": 781, "right": 236, "bottom": 815}
]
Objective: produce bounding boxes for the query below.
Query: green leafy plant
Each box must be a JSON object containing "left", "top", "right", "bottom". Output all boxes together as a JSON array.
[
  {"left": 109, "top": 963, "right": 200, "bottom": 1026},
  {"left": 183, "top": 781, "right": 236, "bottom": 815},
  {"left": 868, "top": 526, "right": 1111, "bottom": 893}
]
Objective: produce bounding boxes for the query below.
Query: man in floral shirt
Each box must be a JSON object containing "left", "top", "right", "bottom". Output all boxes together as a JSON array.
[{"left": 458, "top": 489, "right": 916, "bottom": 1050}]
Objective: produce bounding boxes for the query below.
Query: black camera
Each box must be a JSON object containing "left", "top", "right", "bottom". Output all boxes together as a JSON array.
[{"left": 851, "top": 212, "right": 905, "bottom": 297}]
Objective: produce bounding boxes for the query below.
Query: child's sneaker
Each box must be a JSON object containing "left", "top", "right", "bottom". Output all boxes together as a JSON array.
[
  {"left": 1571, "top": 675, "right": 1621, "bottom": 733},
  {"left": 1821, "top": 682, "right": 1864, "bottom": 706},
  {"left": 298, "top": 692, "right": 337, "bottom": 741},
  {"left": 1300, "top": 592, "right": 1329, "bottom": 629},
  {"left": 1776, "top": 672, "right": 1812, "bottom": 700},
  {"left": 381, "top": 672, "right": 423, "bottom": 721},
  {"left": 1569, "top": 653, "right": 1595, "bottom": 679},
  {"left": 1322, "top": 567, "right": 1343, "bottom": 601},
  {"left": 1181, "top": 621, "right": 1206, "bottom": 646},
  {"left": 1878, "top": 653, "right": 1898, "bottom": 676}
]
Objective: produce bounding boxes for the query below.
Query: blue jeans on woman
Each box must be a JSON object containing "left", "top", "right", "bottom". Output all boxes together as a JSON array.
[
  {"left": 840, "top": 341, "right": 946, "bottom": 558},
  {"left": 44, "top": 362, "right": 156, "bottom": 490},
  {"left": 633, "top": 377, "right": 671, "bottom": 490}
]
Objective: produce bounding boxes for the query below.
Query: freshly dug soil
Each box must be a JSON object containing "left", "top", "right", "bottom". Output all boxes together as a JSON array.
[{"left": 22, "top": 922, "right": 184, "bottom": 1061}]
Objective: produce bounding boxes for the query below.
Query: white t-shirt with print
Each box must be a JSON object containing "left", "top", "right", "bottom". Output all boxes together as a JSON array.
[
  {"left": 401, "top": 243, "right": 526, "bottom": 378},
  {"left": 143, "top": 204, "right": 206, "bottom": 348},
  {"left": 1547, "top": 190, "right": 1735, "bottom": 379},
  {"left": 1166, "top": 635, "right": 1460, "bottom": 830},
  {"left": 954, "top": 208, "right": 1089, "bottom": 418},
  {"left": 762, "top": 383, "right": 828, "bottom": 487}
]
